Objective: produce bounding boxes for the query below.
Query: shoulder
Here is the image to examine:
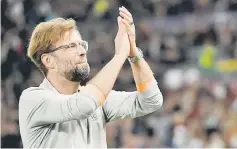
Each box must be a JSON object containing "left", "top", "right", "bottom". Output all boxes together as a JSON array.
[
  {"left": 19, "top": 87, "right": 52, "bottom": 104},
  {"left": 21, "top": 86, "right": 50, "bottom": 96}
]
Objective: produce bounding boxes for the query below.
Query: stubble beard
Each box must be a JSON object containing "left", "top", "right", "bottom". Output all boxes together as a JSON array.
[{"left": 64, "top": 64, "right": 90, "bottom": 86}]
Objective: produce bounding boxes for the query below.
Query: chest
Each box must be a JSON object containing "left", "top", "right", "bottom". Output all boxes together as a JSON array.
[
  {"left": 54, "top": 107, "right": 106, "bottom": 133},
  {"left": 41, "top": 108, "right": 107, "bottom": 147},
  {"left": 81, "top": 107, "right": 106, "bottom": 129}
]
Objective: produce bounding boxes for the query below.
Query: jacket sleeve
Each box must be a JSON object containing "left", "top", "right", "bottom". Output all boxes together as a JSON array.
[
  {"left": 19, "top": 87, "right": 99, "bottom": 128},
  {"left": 102, "top": 80, "right": 163, "bottom": 123}
]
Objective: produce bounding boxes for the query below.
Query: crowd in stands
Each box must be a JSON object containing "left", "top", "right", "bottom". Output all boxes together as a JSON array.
[{"left": 1, "top": 0, "right": 237, "bottom": 147}]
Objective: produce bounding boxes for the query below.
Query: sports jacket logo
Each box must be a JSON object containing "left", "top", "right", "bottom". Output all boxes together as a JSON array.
[{"left": 90, "top": 113, "right": 98, "bottom": 121}]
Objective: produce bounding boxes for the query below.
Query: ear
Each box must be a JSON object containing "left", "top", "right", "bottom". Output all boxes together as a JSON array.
[{"left": 41, "top": 54, "right": 55, "bottom": 69}]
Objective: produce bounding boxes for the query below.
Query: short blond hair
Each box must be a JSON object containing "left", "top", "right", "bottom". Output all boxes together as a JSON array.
[{"left": 27, "top": 18, "right": 78, "bottom": 75}]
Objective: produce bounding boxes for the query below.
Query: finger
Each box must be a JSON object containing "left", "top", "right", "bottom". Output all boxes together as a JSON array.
[
  {"left": 119, "top": 6, "right": 132, "bottom": 18},
  {"left": 119, "top": 7, "right": 132, "bottom": 19},
  {"left": 119, "top": 11, "right": 132, "bottom": 24},
  {"left": 122, "top": 20, "right": 135, "bottom": 41},
  {"left": 118, "top": 16, "right": 126, "bottom": 32},
  {"left": 121, "top": 18, "right": 132, "bottom": 31},
  {"left": 117, "top": 16, "right": 120, "bottom": 23},
  {"left": 117, "top": 16, "right": 120, "bottom": 31},
  {"left": 121, "top": 19, "right": 135, "bottom": 38},
  {"left": 117, "top": 16, "right": 123, "bottom": 29}
]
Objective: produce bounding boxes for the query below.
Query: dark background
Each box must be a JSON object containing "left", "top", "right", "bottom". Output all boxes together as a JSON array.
[{"left": 1, "top": 0, "right": 237, "bottom": 148}]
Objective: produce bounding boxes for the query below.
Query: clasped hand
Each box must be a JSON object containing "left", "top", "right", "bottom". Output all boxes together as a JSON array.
[{"left": 114, "top": 6, "right": 138, "bottom": 58}]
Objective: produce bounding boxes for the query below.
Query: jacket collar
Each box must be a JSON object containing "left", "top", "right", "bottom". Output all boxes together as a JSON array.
[
  {"left": 39, "top": 78, "right": 60, "bottom": 94},
  {"left": 39, "top": 78, "right": 80, "bottom": 94}
]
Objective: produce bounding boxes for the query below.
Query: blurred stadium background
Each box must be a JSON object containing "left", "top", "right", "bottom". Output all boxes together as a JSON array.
[{"left": 1, "top": 0, "right": 237, "bottom": 148}]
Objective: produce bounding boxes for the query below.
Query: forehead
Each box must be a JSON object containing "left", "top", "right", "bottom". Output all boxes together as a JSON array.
[
  {"left": 70, "top": 30, "right": 82, "bottom": 41},
  {"left": 56, "top": 29, "right": 82, "bottom": 45}
]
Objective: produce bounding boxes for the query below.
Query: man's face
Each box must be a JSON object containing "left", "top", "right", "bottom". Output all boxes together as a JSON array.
[{"left": 52, "top": 30, "right": 90, "bottom": 84}]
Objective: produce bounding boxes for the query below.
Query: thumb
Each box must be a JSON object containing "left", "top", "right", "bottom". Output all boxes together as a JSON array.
[
  {"left": 117, "top": 16, "right": 122, "bottom": 26},
  {"left": 117, "top": 16, "right": 126, "bottom": 31}
]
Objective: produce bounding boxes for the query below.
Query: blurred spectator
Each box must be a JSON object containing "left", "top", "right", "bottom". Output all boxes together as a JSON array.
[{"left": 1, "top": 0, "right": 237, "bottom": 148}]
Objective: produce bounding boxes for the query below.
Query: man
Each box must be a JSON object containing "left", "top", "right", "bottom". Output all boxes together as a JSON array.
[{"left": 19, "top": 7, "right": 163, "bottom": 148}]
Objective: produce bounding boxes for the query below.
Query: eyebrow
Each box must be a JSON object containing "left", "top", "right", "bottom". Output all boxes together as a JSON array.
[
  {"left": 61, "top": 40, "right": 83, "bottom": 45},
  {"left": 54, "top": 40, "right": 84, "bottom": 49}
]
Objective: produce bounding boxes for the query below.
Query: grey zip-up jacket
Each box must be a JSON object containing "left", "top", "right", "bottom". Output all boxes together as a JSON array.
[{"left": 19, "top": 79, "right": 163, "bottom": 148}]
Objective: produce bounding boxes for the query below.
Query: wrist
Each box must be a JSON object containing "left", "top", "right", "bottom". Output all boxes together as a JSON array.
[
  {"left": 128, "top": 47, "right": 144, "bottom": 63},
  {"left": 129, "top": 45, "right": 139, "bottom": 57},
  {"left": 114, "top": 53, "right": 127, "bottom": 61}
]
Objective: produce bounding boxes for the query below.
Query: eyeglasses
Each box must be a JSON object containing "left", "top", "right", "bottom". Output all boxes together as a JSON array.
[
  {"left": 48, "top": 40, "right": 88, "bottom": 53},
  {"left": 32, "top": 40, "right": 88, "bottom": 63}
]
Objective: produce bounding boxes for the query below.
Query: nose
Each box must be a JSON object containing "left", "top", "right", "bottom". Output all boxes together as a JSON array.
[
  {"left": 78, "top": 46, "right": 87, "bottom": 57},
  {"left": 80, "top": 52, "right": 86, "bottom": 57},
  {"left": 77, "top": 52, "right": 87, "bottom": 63}
]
